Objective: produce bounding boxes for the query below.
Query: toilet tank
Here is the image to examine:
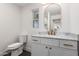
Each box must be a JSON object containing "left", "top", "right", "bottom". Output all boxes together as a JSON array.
[{"left": 19, "top": 35, "right": 28, "bottom": 43}]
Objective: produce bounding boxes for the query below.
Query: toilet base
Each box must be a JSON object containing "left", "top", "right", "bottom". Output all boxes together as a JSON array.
[{"left": 11, "top": 46, "right": 23, "bottom": 56}]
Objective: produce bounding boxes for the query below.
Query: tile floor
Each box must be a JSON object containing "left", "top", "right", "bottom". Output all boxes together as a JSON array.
[{"left": 4, "top": 50, "right": 31, "bottom": 56}]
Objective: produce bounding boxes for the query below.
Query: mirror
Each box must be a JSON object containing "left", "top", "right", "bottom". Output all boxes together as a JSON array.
[{"left": 44, "top": 3, "right": 61, "bottom": 35}]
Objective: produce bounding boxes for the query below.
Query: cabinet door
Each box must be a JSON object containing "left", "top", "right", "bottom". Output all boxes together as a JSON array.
[
  {"left": 55, "top": 48, "right": 78, "bottom": 56},
  {"left": 49, "top": 46, "right": 78, "bottom": 56},
  {"left": 49, "top": 46, "right": 59, "bottom": 56},
  {"left": 31, "top": 43, "right": 48, "bottom": 56}
]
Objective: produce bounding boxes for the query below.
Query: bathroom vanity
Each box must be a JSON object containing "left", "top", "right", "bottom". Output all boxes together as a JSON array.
[
  {"left": 31, "top": 34, "right": 79, "bottom": 56},
  {"left": 31, "top": 3, "right": 79, "bottom": 56}
]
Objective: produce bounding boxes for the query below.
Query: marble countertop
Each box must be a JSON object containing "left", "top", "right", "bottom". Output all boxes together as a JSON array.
[{"left": 32, "top": 34, "right": 78, "bottom": 41}]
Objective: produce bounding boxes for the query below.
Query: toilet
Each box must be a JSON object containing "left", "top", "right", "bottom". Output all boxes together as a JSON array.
[{"left": 7, "top": 35, "right": 27, "bottom": 56}]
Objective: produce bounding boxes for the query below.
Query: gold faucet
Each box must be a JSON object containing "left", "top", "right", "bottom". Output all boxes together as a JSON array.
[{"left": 48, "top": 29, "right": 56, "bottom": 35}]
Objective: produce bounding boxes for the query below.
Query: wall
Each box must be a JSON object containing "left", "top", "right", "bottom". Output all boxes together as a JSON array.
[
  {"left": 21, "top": 4, "right": 43, "bottom": 51},
  {"left": 69, "top": 3, "right": 79, "bottom": 34},
  {"left": 60, "top": 3, "right": 79, "bottom": 34},
  {"left": 59, "top": 3, "right": 71, "bottom": 33},
  {"left": 0, "top": 4, "right": 21, "bottom": 54}
]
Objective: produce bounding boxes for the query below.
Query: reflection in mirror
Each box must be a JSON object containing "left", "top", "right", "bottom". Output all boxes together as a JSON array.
[
  {"left": 44, "top": 3, "right": 61, "bottom": 35},
  {"left": 32, "top": 8, "right": 39, "bottom": 28}
]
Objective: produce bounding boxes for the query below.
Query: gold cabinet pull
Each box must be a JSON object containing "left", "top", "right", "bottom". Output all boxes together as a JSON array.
[
  {"left": 33, "top": 40, "right": 38, "bottom": 41},
  {"left": 63, "top": 44, "right": 73, "bottom": 47}
]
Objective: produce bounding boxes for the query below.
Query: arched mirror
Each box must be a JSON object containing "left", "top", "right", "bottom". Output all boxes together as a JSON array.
[{"left": 44, "top": 3, "right": 61, "bottom": 35}]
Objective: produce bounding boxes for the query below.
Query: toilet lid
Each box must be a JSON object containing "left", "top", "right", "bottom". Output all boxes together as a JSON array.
[{"left": 8, "top": 43, "right": 23, "bottom": 50}]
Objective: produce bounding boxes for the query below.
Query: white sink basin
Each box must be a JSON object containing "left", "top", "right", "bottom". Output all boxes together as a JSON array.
[{"left": 7, "top": 43, "right": 23, "bottom": 50}]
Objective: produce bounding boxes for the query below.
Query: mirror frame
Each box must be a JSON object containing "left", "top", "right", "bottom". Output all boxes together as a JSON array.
[{"left": 43, "top": 3, "right": 62, "bottom": 35}]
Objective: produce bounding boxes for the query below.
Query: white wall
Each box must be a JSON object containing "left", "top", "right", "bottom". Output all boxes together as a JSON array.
[
  {"left": 59, "top": 3, "right": 71, "bottom": 33},
  {"left": 21, "top": 6, "right": 33, "bottom": 51},
  {"left": 69, "top": 3, "right": 79, "bottom": 34},
  {"left": 0, "top": 4, "right": 21, "bottom": 54},
  {"left": 21, "top": 4, "right": 43, "bottom": 51},
  {"left": 60, "top": 3, "right": 79, "bottom": 34},
  {"left": 61, "top": 3, "right": 79, "bottom": 34}
]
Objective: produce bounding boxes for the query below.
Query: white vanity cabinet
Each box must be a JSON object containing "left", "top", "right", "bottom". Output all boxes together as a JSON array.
[
  {"left": 31, "top": 36, "right": 78, "bottom": 56},
  {"left": 58, "top": 40, "right": 78, "bottom": 56},
  {"left": 32, "top": 44, "right": 48, "bottom": 56},
  {"left": 31, "top": 37, "right": 48, "bottom": 56},
  {"left": 54, "top": 47, "right": 77, "bottom": 56}
]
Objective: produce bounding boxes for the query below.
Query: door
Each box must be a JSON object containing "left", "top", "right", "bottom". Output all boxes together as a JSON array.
[
  {"left": 54, "top": 48, "right": 78, "bottom": 56},
  {"left": 49, "top": 46, "right": 78, "bottom": 56},
  {"left": 31, "top": 43, "right": 48, "bottom": 56},
  {"left": 49, "top": 46, "right": 59, "bottom": 56}
]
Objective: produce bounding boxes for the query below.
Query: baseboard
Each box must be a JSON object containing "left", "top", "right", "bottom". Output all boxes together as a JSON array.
[
  {"left": 0, "top": 51, "right": 8, "bottom": 56},
  {"left": 0, "top": 52, "right": 4, "bottom": 56}
]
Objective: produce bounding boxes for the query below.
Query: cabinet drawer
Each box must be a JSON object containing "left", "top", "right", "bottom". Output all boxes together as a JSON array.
[
  {"left": 47, "top": 39, "right": 59, "bottom": 46},
  {"left": 32, "top": 37, "right": 41, "bottom": 43},
  {"left": 60, "top": 40, "right": 77, "bottom": 50},
  {"left": 40, "top": 38, "right": 48, "bottom": 45}
]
